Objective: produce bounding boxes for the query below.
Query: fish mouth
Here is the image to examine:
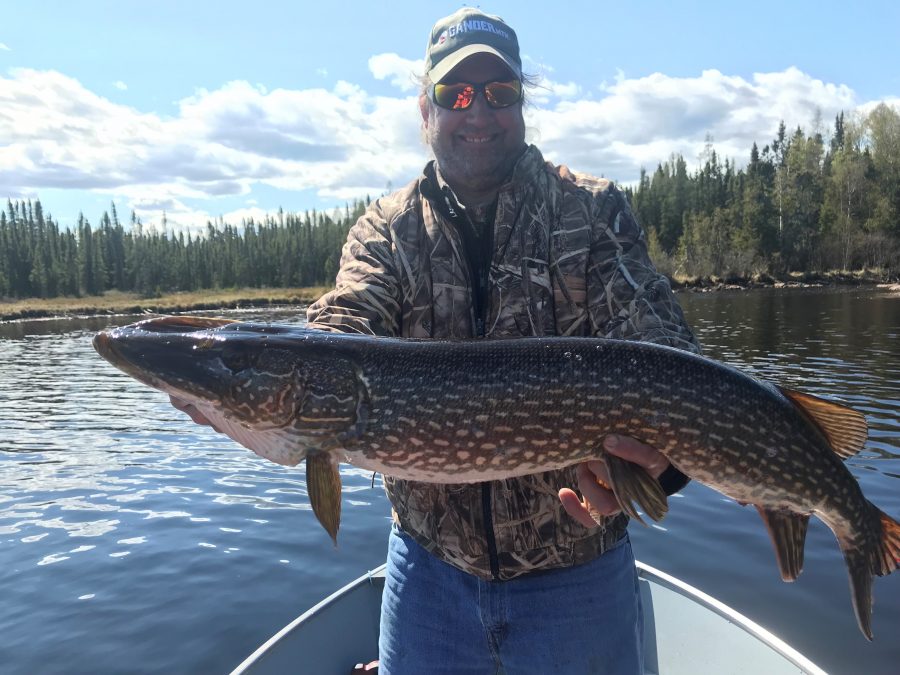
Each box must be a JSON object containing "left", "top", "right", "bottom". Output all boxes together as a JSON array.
[
  {"left": 93, "top": 316, "right": 237, "bottom": 365},
  {"left": 93, "top": 316, "right": 239, "bottom": 401}
]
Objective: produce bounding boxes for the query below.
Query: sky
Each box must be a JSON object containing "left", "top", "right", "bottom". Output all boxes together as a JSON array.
[{"left": 1, "top": 0, "right": 898, "bottom": 232}]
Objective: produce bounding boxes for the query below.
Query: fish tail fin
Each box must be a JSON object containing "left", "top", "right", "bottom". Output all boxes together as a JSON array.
[
  {"left": 842, "top": 504, "right": 899, "bottom": 641},
  {"left": 873, "top": 504, "right": 900, "bottom": 577},
  {"left": 843, "top": 546, "right": 874, "bottom": 641}
]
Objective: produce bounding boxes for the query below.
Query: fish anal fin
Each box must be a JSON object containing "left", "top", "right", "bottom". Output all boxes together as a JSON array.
[
  {"left": 779, "top": 387, "right": 868, "bottom": 459},
  {"left": 307, "top": 452, "right": 342, "bottom": 545},
  {"left": 604, "top": 454, "right": 668, "bottom": 525},
  {"left": 755, "top": 506, "right": 810, "bottom": 582}
]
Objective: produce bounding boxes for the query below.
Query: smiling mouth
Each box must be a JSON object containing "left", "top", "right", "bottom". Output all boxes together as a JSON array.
[{"left": 460, "top": 133, "right": 498, "bottom": 144}]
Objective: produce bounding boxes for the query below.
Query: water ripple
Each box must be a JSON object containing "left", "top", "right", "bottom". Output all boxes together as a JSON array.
[{"left": 1, "top": 295, "right": 897, "bottom": 674}]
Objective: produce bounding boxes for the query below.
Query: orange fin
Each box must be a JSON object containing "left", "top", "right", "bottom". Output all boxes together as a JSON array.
[
  {"left": 306, "top": 452, "right": 342, "bottom": 545},
  {"left": 755, "top": 506, "right": 810, "bottom": 581},
  {"left": 779, "top": 387, "right": 868, "bottom": 459},
  {"left": 875, "top": 507, "right": 900, "bottom": 577}
]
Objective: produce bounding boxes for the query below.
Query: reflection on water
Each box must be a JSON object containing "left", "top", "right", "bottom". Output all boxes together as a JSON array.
[{"left": 1, "top": 291, "right": 898, "bottom": 674}]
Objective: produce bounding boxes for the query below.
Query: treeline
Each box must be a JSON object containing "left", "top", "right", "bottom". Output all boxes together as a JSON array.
[
  {"left": 3, "top": 104, "right": 899, "bottom": 301},
  {"left": 0, "top": 200, "right": 367, "bottom": 299},
  {"left": 627, "top": 103, "right": 900, "bottom": 279}
]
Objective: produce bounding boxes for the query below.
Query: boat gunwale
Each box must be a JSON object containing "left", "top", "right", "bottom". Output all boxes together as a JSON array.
[
  {"left": 230, "top": 561, "right": 828, "bottom": 675},
  {"left": 634, "top": 561, "right": 827, "bottom": 675}
]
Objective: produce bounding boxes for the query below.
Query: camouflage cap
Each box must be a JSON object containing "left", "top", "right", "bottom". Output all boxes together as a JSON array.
[{"left": 424, "top": 7, "right": 521, "bottom": 83}]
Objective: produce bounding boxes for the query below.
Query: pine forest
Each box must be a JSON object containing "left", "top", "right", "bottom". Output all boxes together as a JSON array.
[{"left": 2, "top": 105, "right": 898, "bottom": 302}]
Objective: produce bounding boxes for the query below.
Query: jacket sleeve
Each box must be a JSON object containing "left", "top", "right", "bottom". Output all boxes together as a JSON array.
[
  {"left": 306, "top": 199, "right": 403, "bottom": 337},
  {"left": 585, "top": 183, "right": 701, "bottom": 355}
]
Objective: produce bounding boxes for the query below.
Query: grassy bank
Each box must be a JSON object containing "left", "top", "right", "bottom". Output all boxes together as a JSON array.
[
  {"left": 0, "top": 287, "right": 330, "bottom": 321},
  {"left": 2, "top": 269, "right": 897, "bottom": 322}
]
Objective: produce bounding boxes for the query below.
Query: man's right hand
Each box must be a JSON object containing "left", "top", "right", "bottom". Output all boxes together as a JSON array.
[{"left": 170, "top": 395, "right": 220, "bottom": 431}]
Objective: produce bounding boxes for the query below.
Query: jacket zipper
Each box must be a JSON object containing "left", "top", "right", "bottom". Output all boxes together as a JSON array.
[
  {"left": 481, "top": 483, "right": 500, "bottom": 579},
  {"left": 438, "top": 185, "right": 500, "bottom": 579}
]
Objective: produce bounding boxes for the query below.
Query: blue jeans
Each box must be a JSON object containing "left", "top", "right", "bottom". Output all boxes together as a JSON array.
[{"left": 378, "top": 525, "right": 643, "bottom": 674}]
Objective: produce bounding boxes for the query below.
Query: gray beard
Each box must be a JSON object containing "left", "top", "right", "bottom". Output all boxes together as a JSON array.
[{"left": 429, "top": 140, "right": 524, "bottom": 200}]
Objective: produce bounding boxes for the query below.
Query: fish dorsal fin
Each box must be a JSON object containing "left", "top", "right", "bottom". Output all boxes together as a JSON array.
[
  {"left": 755, "top": 506, "right": 810, "bottom": 582},
  {"left": 779, "top": 387, "right": 868, "bottom": 459}
]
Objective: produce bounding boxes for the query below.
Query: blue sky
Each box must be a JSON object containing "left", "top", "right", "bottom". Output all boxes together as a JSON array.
[{"left": 2, "top": 0, "right": 898, "bottom": 231}]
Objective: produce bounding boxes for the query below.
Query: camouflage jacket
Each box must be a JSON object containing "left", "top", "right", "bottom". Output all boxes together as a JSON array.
[{"left": 307, "top": 145, "right": 700, "bottom": 580}]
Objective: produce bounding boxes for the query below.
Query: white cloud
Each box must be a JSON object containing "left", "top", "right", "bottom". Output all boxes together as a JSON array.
[
  {"left": 0, "top": 64, "right": 896, "bottom": 229},
  {"left": 368, "top": 53, "right": 422, "bottom": 92},
  {"left": 113, "top": 80, "right": 127, "bottom": 91},
  {"left": 0, "top": 68, "right": 425, "bottom": 226},
  {"left": 529, "top": 77, "right": 581, "bottom": 105},
  {"left": 316, "top": 67, "right": 328, "bottom": 78},
  {"left": 530, "top": 67, "right": 861, "bottom": 181},
  {"left": 0, "top": 43, "right": 10, "bottom": 52},
  {"left": 520, "top": 55, "right": 582, "bottom": 104}
]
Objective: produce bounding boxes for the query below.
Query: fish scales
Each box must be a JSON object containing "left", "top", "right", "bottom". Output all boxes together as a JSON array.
[{"left": 93, "top": 316, "right": 900, "bottom": 640}]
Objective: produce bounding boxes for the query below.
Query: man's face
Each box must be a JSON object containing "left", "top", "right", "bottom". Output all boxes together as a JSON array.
[{"left": 421, "top": 53, "right": 526, "bottom": 197}]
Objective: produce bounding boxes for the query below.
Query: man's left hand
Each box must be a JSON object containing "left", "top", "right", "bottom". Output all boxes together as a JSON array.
[{"left": 558, "top": 434, "right": 669, "bottom": 528}]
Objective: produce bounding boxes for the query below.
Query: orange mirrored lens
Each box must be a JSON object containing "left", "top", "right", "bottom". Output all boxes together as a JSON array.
[
  {"left": 433, "top": 80, "right": 522, "bottom": 110},
  {"left": 433, "top": 83, "right": 476, "bottom": 110}
]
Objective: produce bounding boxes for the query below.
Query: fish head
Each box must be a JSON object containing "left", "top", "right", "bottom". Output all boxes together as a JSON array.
[
  {"left": 93, "top": 317, "right": 301, "bottom": 428},
  {"left": 93, "top": 316, "right": 363, "bottom": 439}
]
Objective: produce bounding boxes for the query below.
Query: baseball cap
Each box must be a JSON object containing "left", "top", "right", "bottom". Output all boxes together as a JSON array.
[{"left": 424, "top": 8, "right": 522, "bottom": 83}]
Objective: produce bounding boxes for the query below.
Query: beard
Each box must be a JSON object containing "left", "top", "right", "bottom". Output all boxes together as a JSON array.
[{"left": 424, "top": 109, "right": 526, "bottom": 200}]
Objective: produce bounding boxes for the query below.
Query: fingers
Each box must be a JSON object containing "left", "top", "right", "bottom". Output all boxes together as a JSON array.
[
  {"left": 559, "top": 434, "right": 671, "bottom": 529},
  {"left": 576, "top": 462, "right": 620, "bottom": 515},
  {"left": 169, "top": 395, "right": 192, "bottom": 413},
  {"left": 169, "top": 395, "right": 216, "bottom": 429},
  {"left": 559, "top": 462, "right": 621, "bottom": 528},
  {"left": 559, "top": 487, "right": 598, "bottom": 528},
  {"left": 557, "top": 164, "right": 577, "bottom": 183},
  {"left": 603, "top": 434, "right": 669, "bottom": 479}
]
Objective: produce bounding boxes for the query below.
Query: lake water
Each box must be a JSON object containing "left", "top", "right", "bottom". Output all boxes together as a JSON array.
[{"left": 1, "top": 287, "right": 898, "bottom": 674}]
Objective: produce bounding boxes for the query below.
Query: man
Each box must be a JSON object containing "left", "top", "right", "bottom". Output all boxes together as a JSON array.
[
  {"left": 306, "top": 8, "right": 700, "bottom": 674},
  {"left": 175, "top": 8, "right": 700, "bottom": 673}
]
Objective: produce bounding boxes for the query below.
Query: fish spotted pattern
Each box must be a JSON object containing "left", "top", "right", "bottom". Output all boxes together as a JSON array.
[{"left": 94, "top": 316, "right": 899, "bottom": 640}]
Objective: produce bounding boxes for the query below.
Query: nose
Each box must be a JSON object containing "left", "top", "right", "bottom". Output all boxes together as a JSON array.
[{"left": 464, "top": 93, "right": 493, "bottom": 126}]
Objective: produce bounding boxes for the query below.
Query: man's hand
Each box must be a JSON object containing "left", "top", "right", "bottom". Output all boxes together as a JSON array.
[
  {"left": 558, "top": 434, "right": 669, "bottom": 528},
  {"left": 169, "top": 395, "right": 220, "bottom": 432}
]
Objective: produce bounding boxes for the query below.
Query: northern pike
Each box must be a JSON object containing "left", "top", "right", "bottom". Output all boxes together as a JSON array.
[{"left": 93, "top": 316, "right": 900, "bottom": 639}]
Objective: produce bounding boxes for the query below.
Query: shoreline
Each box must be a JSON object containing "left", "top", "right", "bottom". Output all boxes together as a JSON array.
[
  {"left": 0, "top": 287, "right": 330, "bottom": 322},
  {"left": 1, "top": 273, "right": 897, "bottom": 322}
]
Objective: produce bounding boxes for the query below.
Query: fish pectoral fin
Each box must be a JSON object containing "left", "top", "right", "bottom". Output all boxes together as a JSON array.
[
  {"left": 779, "top": 387, "right": 868, "bottom": 459},
  {"left": 604, "top": 454, "right": 668, "bottom": 525},
  {"left": 755, "top": 506, "right": 810, "bottom": 582},
  {"left": 306, "top": 452, "right": 342, "bottom": 545}
]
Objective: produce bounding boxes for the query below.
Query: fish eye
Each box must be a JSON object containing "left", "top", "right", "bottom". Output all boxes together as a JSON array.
[{"left": 220, "top": 345, "right": 252, "bottom": 373}]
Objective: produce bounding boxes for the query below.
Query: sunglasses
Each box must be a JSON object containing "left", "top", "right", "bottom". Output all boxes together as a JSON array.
[{"left": 430, "top": 79, "right": 523, "bottom": 111}]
